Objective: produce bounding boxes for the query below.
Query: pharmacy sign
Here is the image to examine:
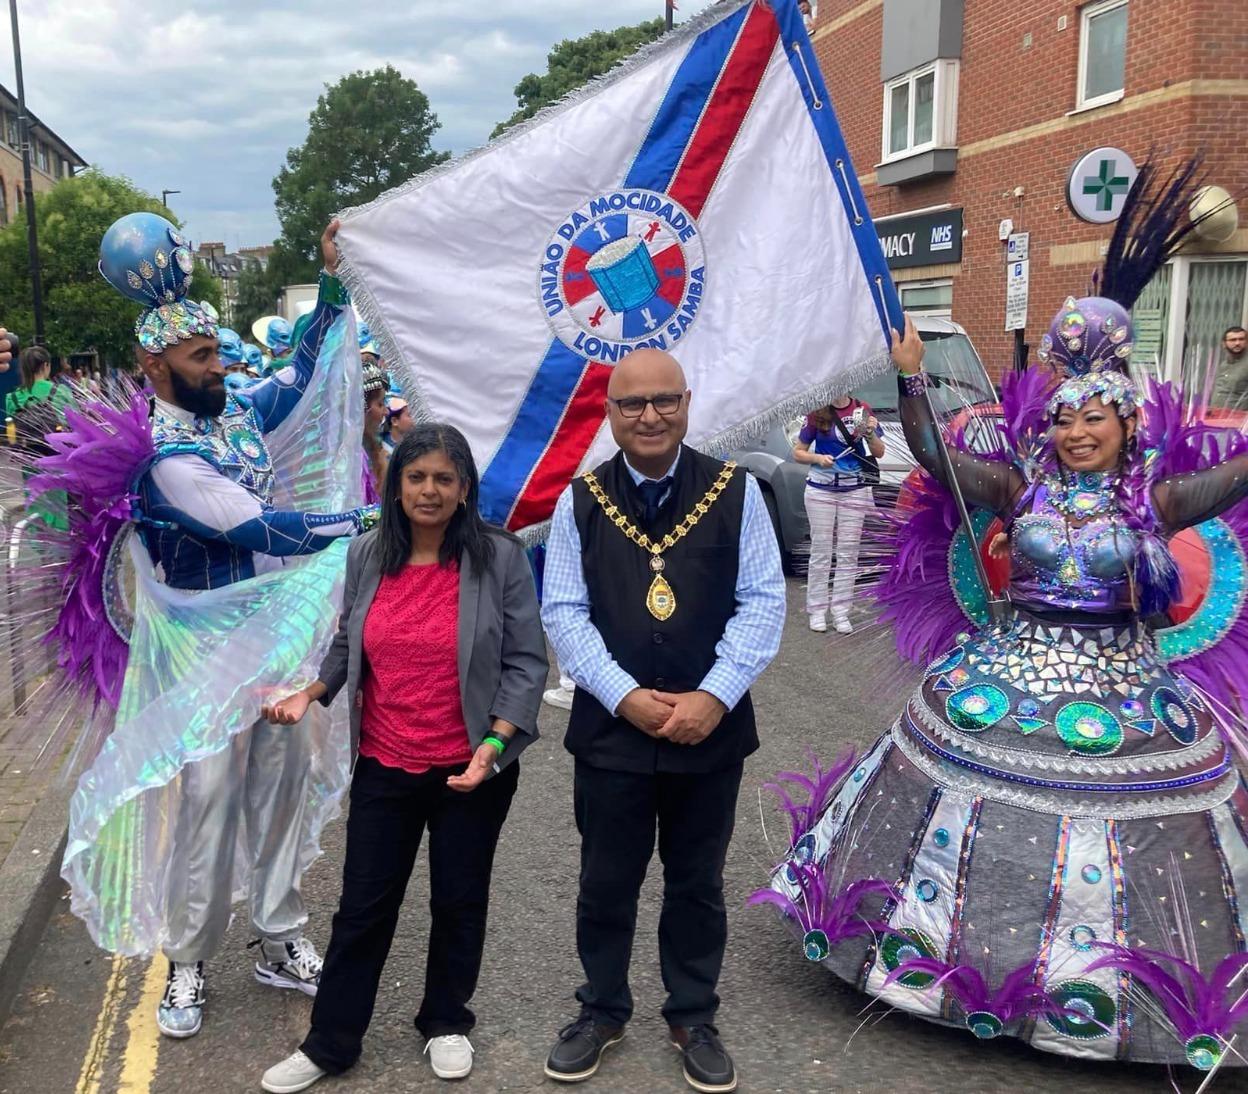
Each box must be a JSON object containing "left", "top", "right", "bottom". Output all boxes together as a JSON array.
[{"left": 1066, "top": 147, "right": 1138, "bottom": 224}]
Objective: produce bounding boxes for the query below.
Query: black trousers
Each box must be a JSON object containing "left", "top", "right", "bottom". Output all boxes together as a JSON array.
[
  {"left": 302, "top": 755, "right": 519, "bottom": 1074},
  {"left": 572, "top": 759, "right": 743, "bottom": 1029}
]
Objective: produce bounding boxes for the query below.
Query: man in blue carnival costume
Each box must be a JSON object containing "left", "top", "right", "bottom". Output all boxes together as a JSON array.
[
  {"left": 253, "top": 313, "right": 294, "bottom": 374},
  {"left": 65, "top": 211, "right": 377, "bottom": 1041}
]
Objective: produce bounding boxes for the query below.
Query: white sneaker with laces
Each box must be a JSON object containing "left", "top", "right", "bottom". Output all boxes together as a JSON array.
[
  {"left": 157, "top": 960, "right": 205, "bottom": 1039},
  {"left": 252, "top": 936, "right": 322, "bottom": 997},
  {"left": 425, "top": 1034, "right": 474, "bottom": 1079},
  {"left": 543, "top": 686, "right": 575, "bottom": 711},
  {"left": 261, "top": 1050, "right": 327, "bottom": 1093},
  {"left": 833, "top": 614, "right": 853, "bottom": 635},
  {"left": 808, "top": 613, "right": 827, "bottom": 633}
]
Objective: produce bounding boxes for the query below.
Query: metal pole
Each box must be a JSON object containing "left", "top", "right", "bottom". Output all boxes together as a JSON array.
[
  {"left": 919, "top": 383, "right": 1008, "bottom": 621},
  {"left": 9, "top": 0, "right": 44, "bottom": 345},
  {"left": 161, "top": 189, "right": 180, "bottom": 207},
  {"left": 665, "top": 1, "right": 674, "bottom": 31}
]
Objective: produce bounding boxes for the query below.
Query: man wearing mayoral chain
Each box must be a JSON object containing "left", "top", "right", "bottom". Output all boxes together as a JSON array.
[{"left": 541, "top": 349, "right": 786, "bottom": 1092}]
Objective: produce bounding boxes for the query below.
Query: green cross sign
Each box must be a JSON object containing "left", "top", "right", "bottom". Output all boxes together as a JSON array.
[{"left": 1082, "top": 158, "right": 1130, "bottom": 212}]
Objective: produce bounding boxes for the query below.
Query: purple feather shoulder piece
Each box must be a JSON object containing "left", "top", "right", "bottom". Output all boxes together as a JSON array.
[{"left": 25, "top": 391, "right": 154, "bottom": 708}]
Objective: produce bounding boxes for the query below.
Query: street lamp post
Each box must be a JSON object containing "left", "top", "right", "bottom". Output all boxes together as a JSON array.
[
  {"left": 161, "top": 189, "right": 181, "bottom": 207},
  {"left": 8, "top": 0, "right": 44, "bottom": 345},
  {"left": 665, "top": 1, "right": 674, "bottom": 31}
]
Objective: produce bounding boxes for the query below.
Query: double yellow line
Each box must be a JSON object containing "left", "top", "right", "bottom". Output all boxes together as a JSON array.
[{"left": 74, "top": 955, "right": 165, "bottom": 1093}]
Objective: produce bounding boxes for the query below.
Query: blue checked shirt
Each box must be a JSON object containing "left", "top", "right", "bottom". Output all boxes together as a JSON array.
[{"left": 542, "top": 450, "right": 787, "bottom": 715}]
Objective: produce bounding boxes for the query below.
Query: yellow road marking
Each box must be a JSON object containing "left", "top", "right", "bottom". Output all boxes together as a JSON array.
[
  {"left": 116, "top": 954, "right": 164, "bottom": 1091},
  {"left": 74, "top": 955, "right": 127, "bottom": 1094}
]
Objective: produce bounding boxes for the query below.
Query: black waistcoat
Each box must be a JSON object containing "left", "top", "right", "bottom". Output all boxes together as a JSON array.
[{"left": 567, "top": 445, "right": 758, "bottom": 774}]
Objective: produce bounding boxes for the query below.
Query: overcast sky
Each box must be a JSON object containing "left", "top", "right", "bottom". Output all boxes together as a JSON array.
[{"left": 7, "top": 0, "right": 717, "bottom": 249}]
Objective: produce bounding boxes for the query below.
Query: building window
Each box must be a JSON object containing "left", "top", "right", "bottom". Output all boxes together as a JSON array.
[
  {"left": 1077, "top": 0, "right": 1128, "bottom": 110},
  {"left": 35, "top": 142, "right": 49, "bottom": 173},
  {"left": 899, "top": 279, "right": 953, "bottom": 319},
  {"left": 881, "top": 60, "right": 958, "bottom": 162},
  {"left": 0, "top": 178, "right": 7, "bottom": 226},
  {"left": 4, "top": 112, "right": 17, "bottom": 148}
]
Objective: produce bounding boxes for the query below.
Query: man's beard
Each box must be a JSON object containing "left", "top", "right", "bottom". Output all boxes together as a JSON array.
[{"left": 170, "top": 368, "right": 227, "bottom": 417}]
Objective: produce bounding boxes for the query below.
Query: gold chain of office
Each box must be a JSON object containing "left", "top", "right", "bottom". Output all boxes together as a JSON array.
[{"left": 581, "top": 461, "right": 737, "bottom": 621}]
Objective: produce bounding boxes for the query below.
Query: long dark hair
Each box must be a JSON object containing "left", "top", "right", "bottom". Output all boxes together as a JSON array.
[
  {"left": 376, "top": 422, "right": 508, "bottom": 577},
  {"left": 18, "top": 346, "right": 50, "bottom": 391}
]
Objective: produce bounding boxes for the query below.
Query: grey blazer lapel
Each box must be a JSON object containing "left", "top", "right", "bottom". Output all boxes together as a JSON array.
[
  {"left": 350, "top": 551, "right": 383, "bottom": 657},
  {"left": 458, "top": 549, "right": 480, "bottom": 699}
]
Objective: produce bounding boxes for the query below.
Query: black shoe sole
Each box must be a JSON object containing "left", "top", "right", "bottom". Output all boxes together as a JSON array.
[
  {"left": 543, "top": 1033, "right": 624, "bottom": 1083},
  {"left": 669, "top": 1040, "right": 737, "bottom": 1093}
]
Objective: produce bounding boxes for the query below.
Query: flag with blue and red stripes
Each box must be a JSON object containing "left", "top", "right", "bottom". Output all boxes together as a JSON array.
[{"left": 339, "top": 0, "right": 900, "bottom": 535}]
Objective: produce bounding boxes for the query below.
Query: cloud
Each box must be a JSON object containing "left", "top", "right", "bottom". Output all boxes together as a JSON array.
[{"left": 6, "top": 0, "right": 717, "bottom": 248}]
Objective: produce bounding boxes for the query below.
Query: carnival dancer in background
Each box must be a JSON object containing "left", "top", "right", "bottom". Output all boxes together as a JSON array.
[
  {"left": 543, "top": 350, "right": 785, "bottom": 1093},
  {"left": 253, "top": 312, "right": 294, "bottom": 373},
  {"left": 29, "top": 212, "right": 377, "bottom": 1043},
  {"left": 759, "top": 160, "right": 1248, "bottom": 1071},
  {"left": 792, "top": 395, "right": 884, "bottom": 633},
  {"left": 361, "top": 356, "right": 389, "bottom": 504}
]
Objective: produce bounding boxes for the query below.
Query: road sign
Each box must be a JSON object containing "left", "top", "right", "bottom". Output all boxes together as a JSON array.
[
  {"left": 1005, "top": 259, "right": 1029, "bottom": 331},
  {"left": 1067, "top": 147, "right": 1138, "bottom": 224},
  {"left": 1006, "top": 232, "right": 1029, "bottom": 262}
]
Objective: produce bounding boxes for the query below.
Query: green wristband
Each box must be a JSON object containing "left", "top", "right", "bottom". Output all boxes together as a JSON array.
[{"left": 483, "top": 735, "right": 508, "bottom": 755}]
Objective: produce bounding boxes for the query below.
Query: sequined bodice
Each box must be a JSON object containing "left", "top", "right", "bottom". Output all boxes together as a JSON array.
[
  {"left": 150, "top": 396, "right": 274, "bottom": 504},
  {"left": 1010, "top": 475, "right": 1138, "bottom": 614}
]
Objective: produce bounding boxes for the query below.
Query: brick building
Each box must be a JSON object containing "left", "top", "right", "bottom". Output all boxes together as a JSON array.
[
  {"left": 810, "top": 0, "right": 1248, "bottom": 382},
  {"left": 0, "top": 84, "right": 86, "bottom": 227}
]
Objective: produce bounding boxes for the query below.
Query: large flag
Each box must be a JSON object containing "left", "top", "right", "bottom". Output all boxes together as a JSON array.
[{"left": 338, "top": 0, "right": 901, "bottom": 535}]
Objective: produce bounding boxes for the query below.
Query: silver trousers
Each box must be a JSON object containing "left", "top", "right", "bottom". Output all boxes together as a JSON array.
[{"left": 163, "top": 719, "right": 311, "bottom": 963}]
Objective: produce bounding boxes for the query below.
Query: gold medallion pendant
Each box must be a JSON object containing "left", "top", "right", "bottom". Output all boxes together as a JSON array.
[{"left": 647, "top": 572, "right": 676, "bottom": 620}]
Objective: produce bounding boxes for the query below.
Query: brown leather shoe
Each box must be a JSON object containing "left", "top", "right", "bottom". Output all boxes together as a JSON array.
[{"left": 669, "top": 1025, "right": 737, "bottom": 1092}]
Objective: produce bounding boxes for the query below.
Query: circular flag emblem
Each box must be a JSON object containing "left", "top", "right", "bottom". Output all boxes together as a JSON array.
[{"left": 539, "top": 189, "right": 706, "bottom": 365}]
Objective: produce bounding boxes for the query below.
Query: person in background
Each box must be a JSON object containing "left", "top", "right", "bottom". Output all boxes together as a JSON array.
[
  {"left": 792, "top": 395, "right": 884, "bottom": 634},
  {"left": 542, "top": 349, "right": 785, "bottom": 1093},
  {"left": 0, "top": 326, "right": 13, "bottom": 371},
  {"left": 219, "top": 328, "right": 249, "bottom": 375},
  {"left": 259, "top": 423, "right": 547, "bottom": 1092},
  {"left": 381, "top": 394, "right": 413, "bottom": 454},
  {"left": 6, "top": 345, "right": 74, "bottom": 440},
  {"left": 361, "top": 359, "right": 389, "bottom": 505},
  {"left": 798, "top": 0, "right": 815, "bottom": 31},
  {"left": 1212, "top": 325, "right": 1248, "bottom": 410}
]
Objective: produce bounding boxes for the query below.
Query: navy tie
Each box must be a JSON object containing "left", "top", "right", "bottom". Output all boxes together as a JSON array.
[{"left": 635, "top": 477, "right": 673, "bottom": 525}]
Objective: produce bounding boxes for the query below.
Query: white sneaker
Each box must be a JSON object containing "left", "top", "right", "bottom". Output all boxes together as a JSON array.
[
  {"left": 808, "top": 613, "right": 827, "bottom": 633},
  {"left": 425, "top": 1033, "right": 474, "bottom": 1079},
  {"left": 252, "top": 936, "right": 322, "bottom": 997},
  {"left": 833, "top": 614, "right": 853, "bottom": 634},
  {"left": 543, "top": 686, "right": 574, "bottom": 711},
  {"left": 261, "top": 1050, "right": 327, "bottom": 1093},
  {"left": 157, "top": 960, "right": 204, "bottom": 1039}
]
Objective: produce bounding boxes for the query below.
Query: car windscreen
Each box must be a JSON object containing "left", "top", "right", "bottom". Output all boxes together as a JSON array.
[{"left": 847, "top": 333, "right": 996, "bottom": 422}]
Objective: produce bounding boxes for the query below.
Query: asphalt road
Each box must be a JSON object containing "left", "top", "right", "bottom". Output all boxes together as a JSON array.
[{"left": 0, "top": 580, "right": 1244, "bottom": 1094}]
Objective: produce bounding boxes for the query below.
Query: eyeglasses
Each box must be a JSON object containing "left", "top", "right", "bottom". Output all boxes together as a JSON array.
[{"left": 609, "top": 392, "right": 685, "bottom": 419}]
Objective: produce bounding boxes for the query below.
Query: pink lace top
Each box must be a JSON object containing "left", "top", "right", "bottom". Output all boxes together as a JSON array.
[{"left": 360, "top": 561, "right": 473, "bottom": 774}]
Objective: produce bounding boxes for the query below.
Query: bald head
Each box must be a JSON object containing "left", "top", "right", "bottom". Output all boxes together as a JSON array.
[
  {"left": 605, "top": 349, "right": 691, "bottom": 476},
  {"left": 607, "top": 348, "right": 687, "bottom": 398}
]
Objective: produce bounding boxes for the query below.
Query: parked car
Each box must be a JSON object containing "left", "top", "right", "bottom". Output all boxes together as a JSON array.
[{"left": 731, "top": 315, "right": 997, "bottom": 571}]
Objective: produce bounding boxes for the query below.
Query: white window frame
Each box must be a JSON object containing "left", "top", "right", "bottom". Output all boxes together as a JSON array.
[
  {"left": 880, "top": 59, "right": 959, "bottom": 164},
  {"left": 1076, "top": 0, "right": 1128, "bottom": 111},
  {"left": 899, "top": 278, "right": 954, "bottom": 320}
]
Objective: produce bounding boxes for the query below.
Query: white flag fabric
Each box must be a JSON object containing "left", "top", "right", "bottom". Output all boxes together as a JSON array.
[{"left": 338, "top": 0, "right": 900, "bottom": 535}]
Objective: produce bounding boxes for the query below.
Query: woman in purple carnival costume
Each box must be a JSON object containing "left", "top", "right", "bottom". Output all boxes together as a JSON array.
[{"left": 759, "top": 160, "right": 1248, "bottom": 1072}]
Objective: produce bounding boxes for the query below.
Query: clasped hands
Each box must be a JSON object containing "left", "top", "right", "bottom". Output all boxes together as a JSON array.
[{"left": 618, "top": 687, "right": 726, "bottom": 745}]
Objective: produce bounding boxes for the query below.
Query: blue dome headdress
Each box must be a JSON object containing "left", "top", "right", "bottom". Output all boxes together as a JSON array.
[
  {"left": 1040, "top": 157, "right": 1216, "bottom": 418},
  {"left": 98, "top": 212, "right": 220, "bottom": 356},
  {"left": 218, "top": 327, "right": 244, "bottom": 364}
]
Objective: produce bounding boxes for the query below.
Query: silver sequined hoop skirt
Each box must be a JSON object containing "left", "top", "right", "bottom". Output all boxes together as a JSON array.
[{"left": 771, "top": 610, "right": 1247, "bottom": 1064}]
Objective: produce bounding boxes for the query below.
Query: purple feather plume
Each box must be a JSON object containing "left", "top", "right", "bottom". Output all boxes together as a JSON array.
[
  {"left": 762, "top": 747, "right": 857, "bottom": 846},
  {"left": 749, "top": 869, "right": 896, "bottom": 957},
  {"left": 24, "top": 392, "right": 154, "bottom": 707},
  {"left": 883, "top": 956, "right": 1077, "bottom": 1035},
  {"left": 1086, "top": 944, "right": 1248, "bottom": 1044}
]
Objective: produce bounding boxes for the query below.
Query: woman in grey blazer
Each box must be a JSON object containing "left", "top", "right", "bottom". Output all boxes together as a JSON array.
[{"left": 261, "top": 424, "right": 547, "bottom": 1093}]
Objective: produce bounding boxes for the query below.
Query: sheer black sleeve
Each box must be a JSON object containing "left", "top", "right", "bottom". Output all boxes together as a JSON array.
[
  {"left": 899, "top": 375, "right": 1026, "bottom": 516},
  {"left": 1152, "top": 453, "right": 1248, "bottom": 531}
]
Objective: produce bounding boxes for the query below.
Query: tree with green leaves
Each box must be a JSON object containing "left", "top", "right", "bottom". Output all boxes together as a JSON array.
[
  {"left": 272, "top": 65, "right": 450, "bottom": 281},
  {"left": 0, "top": 170, "right": 222, "bottom": 367},
  {"left": 492, "top": 18, "right": 666, "bottom": 138}
]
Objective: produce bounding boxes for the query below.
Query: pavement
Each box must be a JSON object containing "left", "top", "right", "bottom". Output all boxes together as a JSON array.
[{"left": 0, "top": 580, "right": 1244, "bottom": 1093}]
